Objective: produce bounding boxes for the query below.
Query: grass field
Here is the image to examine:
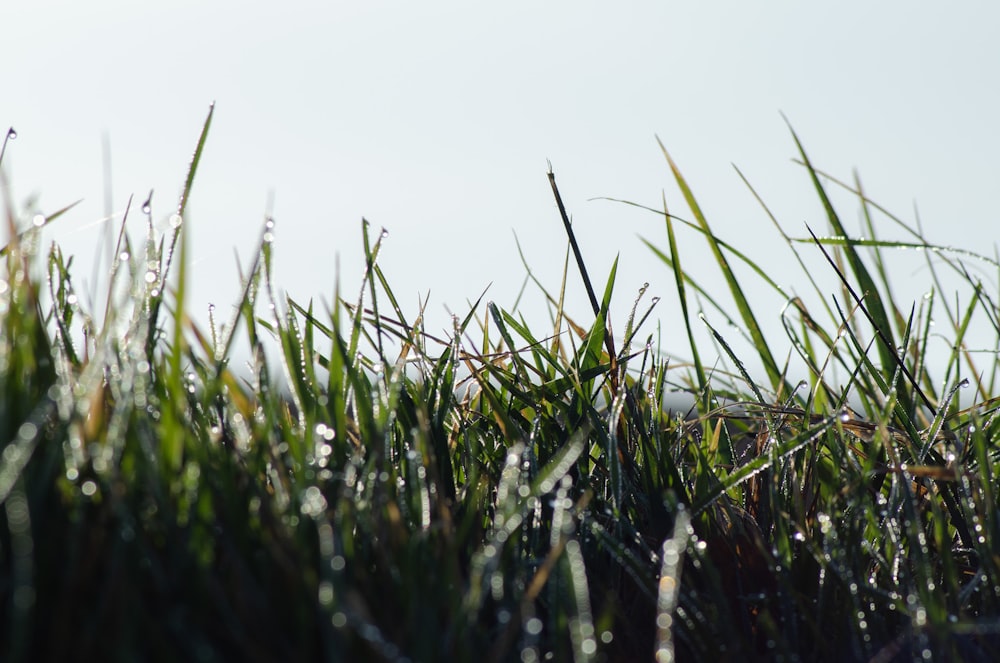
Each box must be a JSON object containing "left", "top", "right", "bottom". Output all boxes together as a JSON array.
[{"left": 3, "top": 108, "right": 1000, "bottom": 662}]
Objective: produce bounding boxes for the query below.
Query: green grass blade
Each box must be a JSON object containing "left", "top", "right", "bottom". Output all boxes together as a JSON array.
[
  {"left": 658, "top": 137, "right": 785, "bottom": 395},
  {"left": 785, "top": 119, "right": 917, "bottom": 416},
  {"left": 661, "top": 193, "right": 709, "bottom": 411}
]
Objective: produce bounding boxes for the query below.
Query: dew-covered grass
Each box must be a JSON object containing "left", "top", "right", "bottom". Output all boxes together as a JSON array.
[{"left": 3, "top": 108, "right": 1000, "bottom": 661}]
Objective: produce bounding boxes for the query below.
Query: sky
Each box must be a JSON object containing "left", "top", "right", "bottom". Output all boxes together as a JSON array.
[{"left": 4, "top": 2, "right": 999, "bottom": 386}]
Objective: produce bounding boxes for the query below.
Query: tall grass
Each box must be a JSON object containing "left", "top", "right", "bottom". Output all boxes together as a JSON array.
[{"left": 3, "top": 109, "right": 1000, "bottom": 661}]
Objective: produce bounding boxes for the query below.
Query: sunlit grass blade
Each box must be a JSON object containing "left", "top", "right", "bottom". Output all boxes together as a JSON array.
[
  {"left": 0, "top": 199, "right": 82, "bottom": 258},
  {"left": 655, "top": 504, "right": 690, "bottom": 663},
  {"left": 785, "top": 118, "right": 918, "bottom": 416},
  {"left": 660, "top": 193, "right": 708, "bottom": 412},
  {"left": 657, "top": 137, "right": 786, "bottom": 397}
]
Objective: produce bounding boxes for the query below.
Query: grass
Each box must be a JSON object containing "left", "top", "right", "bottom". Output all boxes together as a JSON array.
[{"left": 3, "top": 107, "right": 1000, "bottom": 662}]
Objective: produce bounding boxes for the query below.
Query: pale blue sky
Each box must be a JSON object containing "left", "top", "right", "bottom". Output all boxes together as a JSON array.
[{"left": 4, "top": 2, "right": 999, "bottom": 380}]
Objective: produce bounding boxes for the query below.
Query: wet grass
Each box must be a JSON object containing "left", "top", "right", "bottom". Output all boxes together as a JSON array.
[{"left": 3, "top": 108, "right": 1000, "bottom": 661}]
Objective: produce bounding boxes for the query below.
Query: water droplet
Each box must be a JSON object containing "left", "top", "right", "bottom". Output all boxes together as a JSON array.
[
  {"left": 144, "top": 271, "right": 157, "bottom": 284},
  {"left": 525, "top": 617, "right": 543, "bottom": 635},
  {"left": 32, "top": 214, "right": 45, "bottom": 227},
  {"left": 6, "top": 128, "right": 16, "bottom": 140},
  {"left": 380, "top": 228, "right": 389, "bottom": 239},
  {"left": 169, "top": 213, "right": 183, "bottom": 229}
]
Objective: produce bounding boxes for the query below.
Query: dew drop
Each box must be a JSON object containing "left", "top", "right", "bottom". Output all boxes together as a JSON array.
[
  {"left": 6, "top": 128, "right": 16, "bottom": 140},
  {"left": 32, "top": 214, "right": 46, "bottom": 227},
  {"left": 169, "top": 213, "right": 183, "bottom": 229},
  {"left": 262, "top": 218, "right": 275, "bottom": 243},
  {"left": 318, "top": 581, "right": 334, "bottom": 607}
]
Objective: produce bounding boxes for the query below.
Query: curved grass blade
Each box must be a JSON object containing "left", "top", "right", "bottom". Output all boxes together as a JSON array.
[
  {"left": 657, "top": 137, "right": 786, "bottom": 395},
  {"left": 785, "top": 118, "right": 918, "bottom": 416}
]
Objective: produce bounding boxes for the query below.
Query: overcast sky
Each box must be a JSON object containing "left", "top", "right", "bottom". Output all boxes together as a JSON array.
[{"left": 4, "top": 2, "right": 998, "bottom": 383}]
